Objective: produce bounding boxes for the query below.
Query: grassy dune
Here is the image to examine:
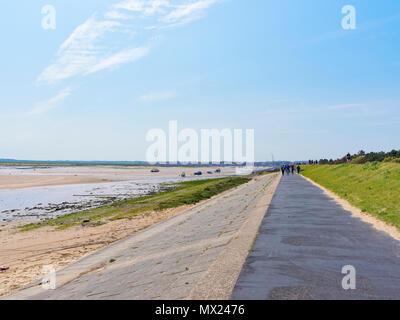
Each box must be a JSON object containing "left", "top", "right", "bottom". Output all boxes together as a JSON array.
[
  {"left": 20, "top": 177, "right": 250, "bottom": 232},
  {"left": 302, "top": 163, "right": 400, "bottom": 229}
]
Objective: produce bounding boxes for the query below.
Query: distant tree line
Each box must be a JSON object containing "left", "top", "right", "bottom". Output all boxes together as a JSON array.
[{"left": 317, "top": 150, "right": 400, "bottom": 165}]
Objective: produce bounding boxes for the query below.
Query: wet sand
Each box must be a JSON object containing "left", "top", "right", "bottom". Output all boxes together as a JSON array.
[
  {"left": 0, "top": 166, "right": 233, "bottom": 223},
  {"left": 0, "top": 166, "right": 225, "bottom": 190}
]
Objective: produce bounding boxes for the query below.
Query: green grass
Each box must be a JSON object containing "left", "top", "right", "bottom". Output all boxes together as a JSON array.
[
  {"left": 302, "top": 163, "right": 400, "bottom": 229},
  {"left": 19, "top": 177, "right": 250, "bottom": 232}
]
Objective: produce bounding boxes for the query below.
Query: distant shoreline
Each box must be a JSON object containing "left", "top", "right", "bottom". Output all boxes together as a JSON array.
[
  {"left": 0, "top": 159, "right": 287, "bottom": 167},
  {"left": 0, "top": 166, "right": 236, "bottom": 223}
]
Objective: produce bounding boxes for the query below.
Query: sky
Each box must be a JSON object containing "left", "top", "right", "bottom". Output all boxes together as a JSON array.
[{"left": 0, "top": 0, "right": 399, "bottom": 162}]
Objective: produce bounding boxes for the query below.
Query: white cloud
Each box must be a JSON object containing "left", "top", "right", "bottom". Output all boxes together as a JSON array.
[
  {"left": 138, "top": 90, "right": 178, "bottom": 102},
  {"left": 87, "top": 47, "right": 150, "bottom": 74},
  {"left": 114, "top": 0, "right": 220, "bottom": 25},
  {"left": 115, "top": 0, "right": 171, "bottom": 15},
  {"left": 37, "top": 0, "right": 223, "bottom": 84},
  {"left": 37, "top": 15, "right": 127, "bottom": 84},
  {"left": 104, "top": 10, "right": 132, "bottom": 20},
  {"left": 29, "top": 87, "right": 72, "bottom": 115},
  {"left": 161, "top": 0, "right": 219, "bottom": 25}
]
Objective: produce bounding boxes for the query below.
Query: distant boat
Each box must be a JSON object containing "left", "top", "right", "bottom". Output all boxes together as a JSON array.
[
  {"left": 194, "top": 171, "right": 202, "bottom": 176},
  {"left": 207, "top": 171, "right": 213, "bottom": 174},
  {"left": 215, "top": 169, "right": 221, "bottom": 173},
  {"left": 181, "top": 172, "right": 186, "bottom": 177},
  {"left": 150, "top": 168, "right": 160, "bottom": 173}
]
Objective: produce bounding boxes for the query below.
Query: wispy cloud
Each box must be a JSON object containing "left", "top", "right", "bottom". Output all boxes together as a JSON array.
[
  {"left": 114, "top": 0, "right": 171, "bottom": 16},
  {"left": 160, "top": 0, "right": 220, "bottom": 25},
  {"left": 87, "top": 46, "right": 150, "bottom": 74},
  {"left": 104, "top": 10, "right": 132, "bottom": 20},
  {"left": 37, "top": 14, "right": 146, "bottom": 84},
  {"left": 37, "top": 0, "right": 222, "bottom": 85},
  {"left": 138, "top": 90, "right": 178, "bottom": 102},
  {"left": 28, "top": 87, "right": 72, "bottom": 115}
]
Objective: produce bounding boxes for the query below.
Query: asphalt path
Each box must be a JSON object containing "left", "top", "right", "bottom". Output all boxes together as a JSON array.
[{"left": 233, "top": 174, "right": 400, "bottom": 300}]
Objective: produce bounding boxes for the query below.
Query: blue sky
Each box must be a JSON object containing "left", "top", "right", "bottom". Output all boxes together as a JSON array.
[{"left": 0, "top": 0, "right": 399, "bottom": 161}]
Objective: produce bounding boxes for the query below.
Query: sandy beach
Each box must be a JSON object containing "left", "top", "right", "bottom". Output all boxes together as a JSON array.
[
  {"left": 0, "top": 204, "right": 200, "bottom": 297},
  {"left": 0, "top": 165, "right": 238, "bottom": 296},
  {"left": 0, "top": 166, "right": 234, "bottom": 223},
  {"left": 0, "top": 175, "right": 117, "bottom": 190},
  {"left": 0, "top": 166, "right": 230, "bottom": 190}
]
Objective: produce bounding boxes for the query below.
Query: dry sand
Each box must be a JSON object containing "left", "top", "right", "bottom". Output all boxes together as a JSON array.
[
  {"left": 0, "top": 204, "right": 199, "bottom": 297},
  {"left": 0, "top": 175, "right": 117, "bottom": 190}
]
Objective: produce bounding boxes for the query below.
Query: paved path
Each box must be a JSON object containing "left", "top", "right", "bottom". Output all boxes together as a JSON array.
[
  {"left": 233, "top": 174, "right": 400, "bottom": 300},
  {"left": 6, "top": 174, "right": 277, "bottom": 300}
]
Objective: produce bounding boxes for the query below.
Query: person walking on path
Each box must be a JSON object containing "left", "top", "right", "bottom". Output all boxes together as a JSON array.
[
  {"left": 286, "top": 165, "right": 290, "bottom": 175},
  {"left": 290, "top": 164, "right": 295, "bottom": 175},
  {"left": 297, "top": 165, "right": 301, "bottom": 174},
  {"left": 281, "top": 165, "right": 285, "bottom": 176}
]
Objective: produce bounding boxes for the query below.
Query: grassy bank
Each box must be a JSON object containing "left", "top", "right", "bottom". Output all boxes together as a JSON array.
[
  {"left": 302, "top": 163, "right": 400, "bottom": 229},
  {"left": 20, "top": 177, "right": 250, "bottom": 232}
]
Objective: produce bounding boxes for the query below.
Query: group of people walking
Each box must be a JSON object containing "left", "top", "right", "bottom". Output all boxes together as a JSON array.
[{"left": 281, "top": 164, "right": 301, "bottom": 176}]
